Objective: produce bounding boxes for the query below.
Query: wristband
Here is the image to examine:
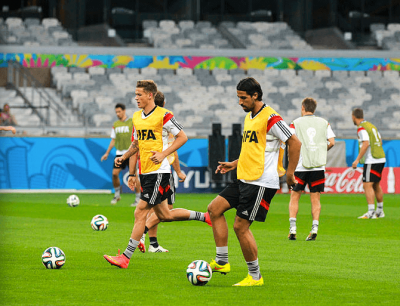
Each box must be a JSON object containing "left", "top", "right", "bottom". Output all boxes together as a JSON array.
[{"left": 128, "top": 174, "right": 136, "bottom": 177}]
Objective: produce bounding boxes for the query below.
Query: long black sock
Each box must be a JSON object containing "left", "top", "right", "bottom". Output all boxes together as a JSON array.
[
  {"left": 149, "top": 237, "right": 159, "bottom": 248},
  {"left": 144, "top": 226, "right": 149, "bottom": 235}
]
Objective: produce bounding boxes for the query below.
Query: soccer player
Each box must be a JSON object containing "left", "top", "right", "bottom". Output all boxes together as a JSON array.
[
  {"left": 207, "top": 77, "right": 301, "bottom": 286},
  {"left": 351, "top": 108, "right": 386, "bottom": 219},
  {"left": 104, "top": 80, "right": 211, "bottom": 268},
  {"left": 101, "top": 103, "right": 140, "bottom": 206},
  {"left": 287, "top": 97, "right": 335, "bottom": 241},
  {"left": 128, "top": 91, "right": 188, "bottom": 253}
]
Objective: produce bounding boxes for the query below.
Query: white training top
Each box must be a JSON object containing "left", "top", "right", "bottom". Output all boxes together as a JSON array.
[{"left": 289, "top": 119, "right": 336, "bottom": 172}]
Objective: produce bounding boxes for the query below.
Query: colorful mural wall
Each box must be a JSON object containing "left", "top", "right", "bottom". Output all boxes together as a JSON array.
[{"left": 1, "top": 53, "right": 400, "bottom": 70}]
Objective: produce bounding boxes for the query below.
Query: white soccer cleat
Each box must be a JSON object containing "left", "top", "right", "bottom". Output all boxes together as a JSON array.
[
  {"left": 375, "top": 211, "right": 385, "bottom": 218},
  {"left": 288, "top": 227, "right": 296, "bottom": 240},
  {"left": 111, "top": 196, "right": 120, "bottom": 205},
  {"left": 148, "top": 245, "right": 169, "bottom": 253},
  {"left": 305, "top": 226, "right": 318, "bottom": 241},
  {"left": 358, "top": 211, "right": 376, "bottom": 219}
]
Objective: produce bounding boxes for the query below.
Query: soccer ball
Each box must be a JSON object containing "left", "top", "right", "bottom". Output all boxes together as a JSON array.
[
  {"left": 91, "top": 214, "right": 108, "bottom": 231},
  {"left": 186, "top": 260, "right": 212, "bottom": 286},
  {"left": 42, "top": 247, "right": 66, "bottom": 269},
  {"left": 67, "top": 194, "right": 80, "bottom": 207}
]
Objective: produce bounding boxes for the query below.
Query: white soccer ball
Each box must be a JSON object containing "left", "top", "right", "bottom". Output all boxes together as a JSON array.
[
  {"left": 42, "top": 247, "right": 66, "bottom": 269},
  {"left": 67, "top": 194, "right": 80, "bottom": 207},
  {"left": 186, "top": 260, "right": 212, "bottom": 286},
  {"left": 91, "top": 214, "right": 108, "bottom": 231}
]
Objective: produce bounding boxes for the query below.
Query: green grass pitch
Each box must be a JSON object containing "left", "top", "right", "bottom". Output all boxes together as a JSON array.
[{"left": 0, "top": 193, "right": 399, "bottom": 305}]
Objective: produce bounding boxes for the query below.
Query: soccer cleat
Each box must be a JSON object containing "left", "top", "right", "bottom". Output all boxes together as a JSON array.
[
  {"left": 232, "top": 274, "right": 264, "bottom": 287},
  {"left": 210, "top": 259, "right": 230, "bottom": 275},
  {"left": 103, "top": 249, "right": 130, "bottom": 268},
  {"left": 306, "top": 226, "right": 318, "bottom": 241},
  {"left": 138, "top": 234, "right": 146, "bottom": 253},
  {"left": 375, "top": 211, "right": 385, "bottom": 218},
  {"left": 288, "top": 227, "right": 297, "bottom": 240},
  {"left": 358, "top": 211, "right": 377, "bottom": 219},
  {"left": 306, "top": 232, "right": 318, "bottom": 241},
  {"left": 148, "top": 245, "right": 169, "bottom": 253},
  {"left": 204, "top": 212, "right": 212, "bottom": 227},
  {"left": 111, "top": 196, "right": 121, "bottom": 205}
]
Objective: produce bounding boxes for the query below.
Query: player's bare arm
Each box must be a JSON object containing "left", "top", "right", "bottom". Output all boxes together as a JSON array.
[
  {"left": 286, "top": 134, "right": 301, "bottom": 187},
  {"left": 172, "top": 151, "right": 186, "bottom": 182},
  {"left": 352, "top": 140, "right": 369, "bottom": 169},
  {"left": 0, "top": 126, "right": 16, "bottom": 134},
  {"left": 150, "top": 130, "right": 188, "bottom": 164},
  {"left": 327, "top": 137, "right": 335, "bottom": 151},
  {"left": 215, "top": 160, "right": 238, "bottom": 174},
  {"left": 101, "top": 138, "right": 115, "bottom": 161},
  {"left": 115, "top": 140, "right": 139, "bottom": 166},
  {"left": 127, "top": 153, "right": 138, "bottom": 191}
]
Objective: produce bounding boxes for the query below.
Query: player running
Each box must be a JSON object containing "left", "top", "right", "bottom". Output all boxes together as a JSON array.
[
  {"left": 351, "top": 108, "right": 386, "bottom": 219},
  {"left": 128, "top": 91, "right": 190, "bottom": 253},
  {"left": 287, "top": 97, "right": 335, "bottom": 241},
  {"left": 207, "top": 77, "right": 301, "bottom": 286},
  {"left": 104, "top": 80, "right": 211, "bottom": 269},
  {"left": 101, "top": 103, "right": 141, "bottom": 206}
]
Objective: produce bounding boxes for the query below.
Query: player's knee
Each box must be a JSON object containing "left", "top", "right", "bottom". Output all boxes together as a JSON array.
[
  {"left": 233, "top": 223, "right": 242, "bottom": 235},
  {"left": 207, "top": 201, "right": 218, "bottom": 218}
]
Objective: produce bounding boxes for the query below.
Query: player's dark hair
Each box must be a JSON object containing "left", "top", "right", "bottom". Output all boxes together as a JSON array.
[
  {"left": 137, "top": 80, "right": 158, "bottom": 97},
  {"left": 154, "top": 91, "right": 165, "bottom": 107},
  {"left": 236, "top": 77, "right": 263, "bottom": 101},
  {"left": 302, "top": 97, "right": 317, "bottom": 113},
  {"left": 352, "top": 108, "right": 364, "bottom": 119},
  {"left": 115, "top": 103, "right": 126, "bottom": 110}
]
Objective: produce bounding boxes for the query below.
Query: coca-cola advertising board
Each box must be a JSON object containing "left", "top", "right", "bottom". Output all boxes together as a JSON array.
[{"left": 324, "top": 167, "right": 399, "bottom": 194}]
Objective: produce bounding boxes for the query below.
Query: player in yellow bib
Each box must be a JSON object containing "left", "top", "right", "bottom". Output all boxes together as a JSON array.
[
  {"left": 352, "top": 108, "right": 386, "bottom": 219},
  {"left": 207, "top": 77, "right": 301, "bottom": 286},
  {"left": 104, "top": 80, "right": 211, "bottom": 268},
  {"left": 128, "top": 91, "right": 190, "bottom": 253}
]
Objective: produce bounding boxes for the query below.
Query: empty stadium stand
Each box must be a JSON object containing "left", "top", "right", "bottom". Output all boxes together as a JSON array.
[
  {"left": 371, "top": 23, "right": 400, "bottom": 50},
  {"left": 49, "top": 66, "right": 400, "bottom": 138},
  {"left": 0, "top": 17, "right": 77, "bottom": 46}
]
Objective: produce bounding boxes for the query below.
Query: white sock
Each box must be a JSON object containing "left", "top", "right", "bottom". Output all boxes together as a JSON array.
[
  {"left": 115, "top": 186, "right": 121, "bottom": 198},
  {"left": 289, "top": 218, "right": 296, "bottom": 229},
  {"left": 123, "top": 238, "right": 139, "bottom": 259},
  {"left": 216, "top": 246, "right": 228, "bottom": 265},
  {"left": 312, "top": 220, "right": 319, "bottom": 232},
  {"left": 188, "top": 211, "right": 205, "bottom": 222},
  {"left": 246, "top": 259, "right": 261, "bottom": 281},
  {"left": 376, "top": 202, "right": 383, "bottom": 212},
  {"left": 368, "top": 204, "right": 375, "bottom": 214}
]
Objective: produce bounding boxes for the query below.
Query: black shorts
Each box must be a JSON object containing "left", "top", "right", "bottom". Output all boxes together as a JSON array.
[
  {"left": 293, "top": 170, "right": 325, "bottom": 193},
  {"left": 139, "top": 173, "right": 173, "bottom": 205},
  {"left": 363, "top": 163, "right": 385, "bottom": 183},
  {"left": 114, "top": 155, "right": 129, "bottom": 170},
  {"left": 219, "top": 180, "right": 277, "bottom": 222}
]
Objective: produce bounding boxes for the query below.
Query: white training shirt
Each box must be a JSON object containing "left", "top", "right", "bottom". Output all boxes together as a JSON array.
[
  {"left": 132, "top": 109, "right": 183, "bottom": 174},
  {"left": 357, "top": 125, "right": 386, "bottom": 164},
  {"left": 289, "top": 118, "right": 336, "bottom": 172},
  {"left": 240, "top": 108, "right": 293, "bottom": 189}
]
